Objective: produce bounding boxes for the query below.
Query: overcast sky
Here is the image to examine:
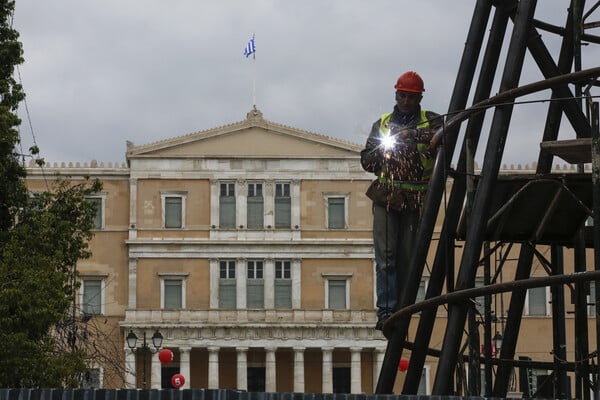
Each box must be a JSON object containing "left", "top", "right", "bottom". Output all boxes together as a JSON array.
[{"left": 11, "top": 1, "right": 599, "bottom": 167}]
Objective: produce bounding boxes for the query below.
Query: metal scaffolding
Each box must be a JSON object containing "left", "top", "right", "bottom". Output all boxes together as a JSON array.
[{"left": 375, "top": 1, "right": 600, "bottom": 398}]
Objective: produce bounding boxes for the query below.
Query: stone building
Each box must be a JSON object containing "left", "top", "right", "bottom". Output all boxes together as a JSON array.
[{"left": 27, "top": 108, "right": 391, "bottom": 393}]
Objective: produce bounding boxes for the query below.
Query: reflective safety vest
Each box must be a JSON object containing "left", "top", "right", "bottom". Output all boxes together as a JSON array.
[{"left": 379, "top": 110, "right": 434, "bottom": 186}]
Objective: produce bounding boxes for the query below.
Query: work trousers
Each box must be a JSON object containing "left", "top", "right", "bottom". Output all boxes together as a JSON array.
[{"left": 373, "top": 202, "right": 420, "bottom": 321}]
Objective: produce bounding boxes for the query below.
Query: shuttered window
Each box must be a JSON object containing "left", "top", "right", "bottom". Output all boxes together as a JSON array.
[
  {"left": 416, "top": 279, "right": 427, "bottom": 303},
  {"left": 219, "top": 260, "right": 236, "bottom": 308},
  {"left": 328, "top": 197, "right": 345, "bottom": 229},
  {"left": 527, "top": 286, "right": 547, "bottom": 316},
  {"left": 164, "top": 196, "right": 183, "bottom": 228},
  {"left": 275, "top": 183, "right": 291, "bottom": 228},
  {"left": 163, "top": 279, "right": 182, "bottom": 309},
  {"left": 247, "top": 260, "right": 264, "bottom": 308},
  {"left": 328, "top": 279, "right": 347, "bottom": 309},
  {"left": 87, "top": 197, "right": 103, "bottom": 229},
  {"left": 274, "top": 260, "right": 292, "bottom": 308},
  {"left": 219, "top": 183, "right": 236, "bottom": 228},
  {"left": 589, "top": 282, "right": 596, "bottom": 317},
  {"left": 247, "top": 183, "right": 264, "bottom": 229},
  {"left": 83, "top": 280, "right": 102, "bottom": 315}
]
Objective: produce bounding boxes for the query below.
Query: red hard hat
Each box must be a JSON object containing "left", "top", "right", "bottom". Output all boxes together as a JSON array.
[{"left": 394, "top": 71, "right": 425, "bottom": 93}]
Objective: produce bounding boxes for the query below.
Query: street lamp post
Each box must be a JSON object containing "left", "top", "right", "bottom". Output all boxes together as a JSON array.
[
  {"left": 493, "top": 331, "right": 503, "bottom": 357},
  {"left": 127, "top": 330, "right": 163, "bottom": 389}
]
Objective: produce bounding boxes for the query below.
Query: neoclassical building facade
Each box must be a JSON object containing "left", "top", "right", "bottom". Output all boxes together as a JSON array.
[{"left": 26, "top": 108, "right": 392, "bottom": 393}]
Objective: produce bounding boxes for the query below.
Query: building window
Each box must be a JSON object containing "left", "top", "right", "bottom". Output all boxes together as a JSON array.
[
  {"left": 325, "top": 194, "right": 347, "bottom": 229},
  {"left": 526, "top": 286, "right": 548, "bottom": 316},
  {"left": 220, "top": 182, "right": 236, "bottom": 228},
  {"left": 474, "top": 277, "right": 485, "bottom": 316},
  {"left": 162, "top": 193, "right": 185, "bottom": 229},
  {"left": 247, "top": 183, "right": 264, "bottom": 229},
  {"left": 247, "top": 260, "right": 264, "bottom": 308},
  {"left": 274, "top": 260, "right": 292, "bottom": 308},
  {"left": 81, "top": 279, "right": 103, "bottom": 316},
  {"left": 416, "top": 278, "right": 428, "bottom": 303},
  {"left": 159, "top": 274, "right": 188, "bottom": 309},
  {"left": 275, "top": 183, "right": 291, "bottom": 228},
  {"left": 418, "top": 366, "right": 430, "bottom": 395},
  {"left": 219, "top": 260, "right": 236, "bottom": 308},
  {"left": 323, "top": 274, "right": 351, "bottom": 309},
  {"left": 589, "top": 282, "right": 597, "bottom": 317},
  {"left": 81, "top": 367, "right": 102, "bottom": 389},
  {"left": 86, "top": 195, "right": 105, "bottom": 230}
]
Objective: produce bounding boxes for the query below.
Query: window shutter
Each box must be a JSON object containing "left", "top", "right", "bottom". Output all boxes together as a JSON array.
[
  {"left": 220, "top": 197, "right": 236, "bottom": 228},
  {"left": 528, "top": 287, "right": 547, "bottom": 315},
  {"left": 247, "top": 280, "right": 264, "bottom": 308},
  {"left": 328, "top": 197, "right": 345, "bottom": 229},
  {"left": 275, "top": 197, "right": 291, "bottom": 228},
  {"left": 83, "top": 280, "right": 102, "bottom": 315},
  {"left": 247, "top": 196, "right": 264, "bottom": 229},
  {"left": 219, "top": 280, "right": 236, "bottom": 309},
  {"left": 165, "top": 197, "right": 182, "bottom": 228},
  {"left": 328, "top": 280, "right": 346, "bottom": 309},
  {"left": 274, "top": 280, "right": 292, "bottom": 308},
  {"left": 164, "top": 279, "right": 182, "bottom": 309},
  {"left": 88, "top": 198, "right": 103, "bottom": 229}
]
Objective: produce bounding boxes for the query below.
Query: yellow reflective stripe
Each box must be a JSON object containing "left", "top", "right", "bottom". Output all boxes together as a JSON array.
[
  {"left": 377, "top": 176, "right": 428, "bottom": 191},
  {"left": 380, "top": 112, "right": 393, "bottom": 133}
]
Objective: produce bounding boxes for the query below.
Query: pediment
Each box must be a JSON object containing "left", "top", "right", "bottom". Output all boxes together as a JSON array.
[{"left": 127, "top": 108, "right": 362, "bottom": 159}]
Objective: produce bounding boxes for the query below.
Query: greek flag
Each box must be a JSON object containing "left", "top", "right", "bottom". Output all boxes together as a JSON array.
[{"left": 243, "top": 35, "right": 256, "bottom": 58}]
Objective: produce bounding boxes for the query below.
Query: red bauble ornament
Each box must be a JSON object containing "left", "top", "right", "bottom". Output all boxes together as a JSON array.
[
  {"left": 158, "top": 349, "right": 174, "bottom": 364},
  {"left": 398, "top": 358, "right": 409, "bottom": 372},
  {"left": 171, "top": 373, "right": 185, "bottom": 389}
]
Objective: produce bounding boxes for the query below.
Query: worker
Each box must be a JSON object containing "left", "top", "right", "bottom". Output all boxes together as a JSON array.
[{"left": 360, "top": 71, "right": 443, "bottom": 335}]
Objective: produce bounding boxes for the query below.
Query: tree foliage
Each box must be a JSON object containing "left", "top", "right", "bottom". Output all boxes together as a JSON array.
[
  {"left": 0, "top": 0, "right": 104, "bottom": 388},
  {"left": 0, "top": 178, "right": 103, "bottom": 388}
]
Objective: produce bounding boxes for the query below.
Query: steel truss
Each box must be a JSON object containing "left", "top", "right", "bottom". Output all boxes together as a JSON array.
[{"left": 375, "top": 1, "right": 600, "bottom": 398}]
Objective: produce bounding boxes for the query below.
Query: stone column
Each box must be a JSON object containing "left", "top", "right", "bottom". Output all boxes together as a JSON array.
[
  {"left": 373, "top": 348, "right": 385, "bottom": 392},
  {"left": 264, "top": 259, "right": 275, "bottom": 309},
  {"left": 128, "top": 258, "right": 137, "bottom": 308},
  {"left": 128, "top": 178, "right": 138, "bottom": 240},
  {"left": 208, "top": 346, "right": 220, "bottom": 389},
  {"left": 179, "top": 347, "right": 191, "bottom": 389},
  {"left": 322, "top": 347, "right": 333, "bottom": 393},
  {"left": 293, "top": 347, "right": 305, "bottom": 393},
  {"left": 151, "top": 351, "right": 161, "bottom": 389},
  {"left": 350, "top": 347, "right": 362, "bottom": 394},
  {"left": 265, "top": 347, "right": 277, "bottom": 392},
  {"left": 237, "top": 347, "right": 248, "bottom": 390},
  {"left": 125, "top": 348, "right": 136, "bottom": 388}
]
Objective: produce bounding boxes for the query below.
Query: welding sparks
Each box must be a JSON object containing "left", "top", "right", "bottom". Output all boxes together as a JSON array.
[{"left": 380, "top": 133, "right": 396, "bottom": 151}]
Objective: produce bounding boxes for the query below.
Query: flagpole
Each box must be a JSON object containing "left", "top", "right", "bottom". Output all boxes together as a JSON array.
[
  {"left": 252, "top": 49, "right": 256, "bottom": 107},
  {"left": 244, "top": 34, "right": 257, "bottom": 109}
]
